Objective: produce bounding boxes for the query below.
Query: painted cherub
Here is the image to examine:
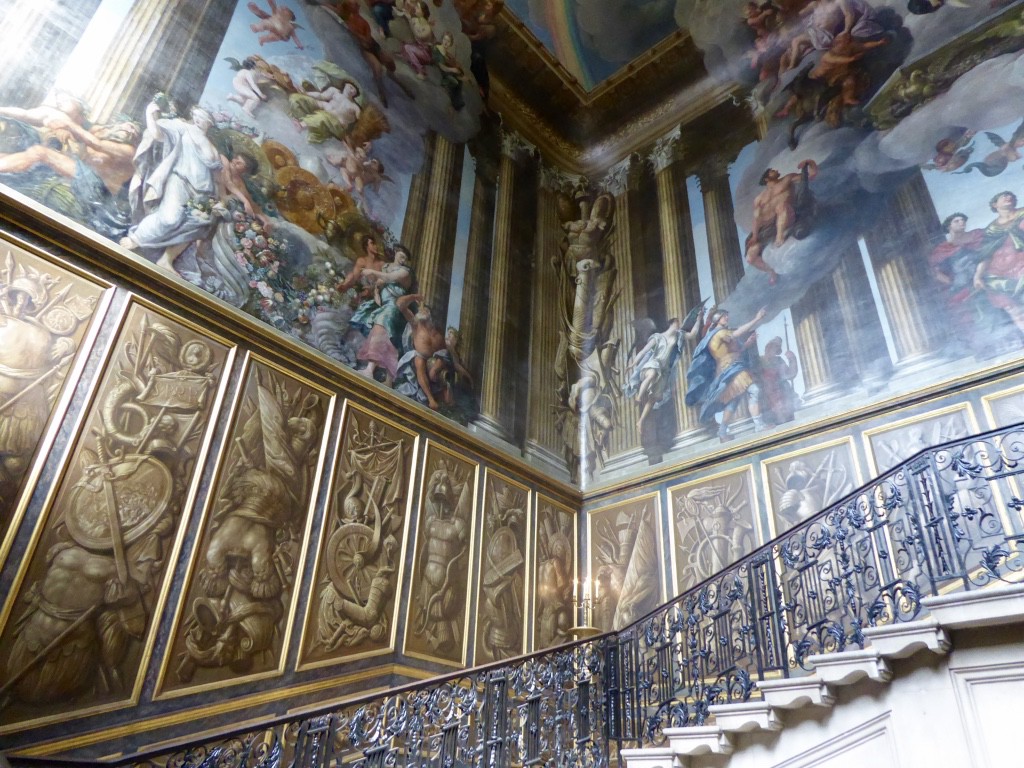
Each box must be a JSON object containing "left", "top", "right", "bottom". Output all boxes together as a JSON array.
[
  {"left": 226, "top": 56, "right": 273, "bottom": 116},
  {"left": 248, "top": 0, "right": 304, "bottom": 49}
]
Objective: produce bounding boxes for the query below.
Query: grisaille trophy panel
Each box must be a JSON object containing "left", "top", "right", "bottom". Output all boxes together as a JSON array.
[
  {"left": 0, "top": 302, "right": 230, "bottom": 731},
  {"left": 299, "top": 403, "right": 418, "bottom": 669},
  {"left": 0, "top": 238, "right": 106, "bottom": 565},
  {"left": 588, "top": 493, "right": 663, "bottom": 633},
  {"left": 668, "top": 468, "right": 761, "bottom": 594},
  {"left": 159, "top": 359, "right": 331, "bottom": 697},
  {"left": 864, "top": 403, "right": 979, "bottom": 475},
  {"left": 533, "top": 496, "right": 576, "bottom": 651},
  {"left": 474, "top": 470, "right": 530, "bottom": 664},
  {"left": 762, "top": 438, "right": 861, "bottom": 538},
  {"left": 404, "top": 442, "right": 478, "bottom": 667}
]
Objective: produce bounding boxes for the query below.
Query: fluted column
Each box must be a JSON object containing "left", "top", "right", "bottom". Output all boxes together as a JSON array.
[
  {"left": 652, "top": 131, "right": 705, "bottom": 444},
  {"left": 790, "top": 278, "right": 847, "bottom": 402},
  {"left": 414, "top": 135, "right": 465, "bottom": 322},
  {"left": 476, "top": 130, "right": 534, "bottom": 441},
  {"left": 401, "top": 132, "right": 437, "bottom": 255},
  {"left": 696, "top": 155, "right": 745, "bottom": 302},
  {"left": 862, "top": 170, "right": 944, "bottom": 366},
  {"left": 526, "top": 164, "right": 568, "bottom": 464},
  {"left": 0, "top": 0, "right": 102, "bottom": 108},
  {"left": 603, "top": 158, "right": 642, "bottom": 457},
  {"left": 86, "top": 0, "right": 240, "bottom": 124},
  {"left": 458, "top": 145, "right": 498, "bottom": 383},
  {"left": 832, "top": 240, "right": 892, "bottom": 381}
]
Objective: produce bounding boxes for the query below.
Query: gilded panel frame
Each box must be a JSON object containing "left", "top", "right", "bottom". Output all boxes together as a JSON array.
[
  {"left": 154, "top": 353, "right": 335, "bottom": 700},
  {"left": 0, "top": 297, "right": 236, "bottom": 734},
  {"left": 862, "top": 401, "right": 980, "bottom": 476},
  {"left": 981, "top": 382, "right": 1024, "bottom": 431},
  {"left": 531, "top": 493, "right": 578, "bottom": 651},
  {"left": 586, "top": 490, "right": 664, "bottom": 632},
  {"left": 402, "top": 440, "right": 480, "bottom": 668},
  {"left": 473, "top": 468, "right": 532, "bottom": 664},
  {"left": 760, "top": 435, "right": 863, "bottom": 539},
  {"left": 296, "top": 399, "right": 420, "bottom": 671},
  {"left": 0, "top": 230, "right": 114, "bottom": 570},
  {"left": 666, "top": 465, "right": 762, "bottom": 595}
]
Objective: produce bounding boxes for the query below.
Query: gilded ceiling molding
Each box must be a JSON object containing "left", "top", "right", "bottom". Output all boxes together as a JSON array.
[
  {"left": 495, "top": 7, "right": 694, "bottom": 108},
  {"left": 491, "top": 76, "right": 741, "bottom": 177}
]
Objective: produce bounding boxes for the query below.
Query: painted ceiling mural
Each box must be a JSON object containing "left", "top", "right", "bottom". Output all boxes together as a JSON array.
[{"left": 504, "top": 0, "right": 680, "bottom": 89}]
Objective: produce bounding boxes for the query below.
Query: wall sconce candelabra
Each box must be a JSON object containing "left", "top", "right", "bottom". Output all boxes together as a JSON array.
[{"left": 570, "top": 578, "right": 601, "bottom": 640}]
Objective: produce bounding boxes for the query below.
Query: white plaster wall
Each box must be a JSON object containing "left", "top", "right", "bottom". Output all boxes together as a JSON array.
[{"left": 699, "top": 626, "right": 1024, "bottom": 768}]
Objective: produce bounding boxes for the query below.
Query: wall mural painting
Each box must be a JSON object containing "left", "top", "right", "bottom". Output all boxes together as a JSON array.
[
  {"left": 0, "top": 302, "right": 231, "bottom": 731},
  {"left": 864, "top": 402, "right": 978, "bottom": 474},
  {"left": 159, "top": 358, "right": 331, "bottom": 697},
  {"left": 474, "top": 471, "right": 529, "bottom": 664},
  {"left": 668, "top": 468, "right": 760, "bottom": 594},
  {"left": 533, "top": 495, "right": 575, "bottom": 650},
  {"left": 0, "top": 0, "right": 494, "bottom": 429},
  {"left": 553, "top": 179, "right": 619, "bottom": 482},
  {"left": 298, "top": 402, "right": 417, "bottom": 669},
  {"left": 761, "top": 438, "right": 861, "bottom": 537},
  {"left": 404, "top": 441, "right": 478, "bottom": 666},
  {"left": 0, "top": 238, "right": 106, "bottom": 568},
  {"left": 590, "top": 1, "right": 1024, "bottom": 484},
  {"left": 588, "top": 493, "right": 663, "bottom": 632}
]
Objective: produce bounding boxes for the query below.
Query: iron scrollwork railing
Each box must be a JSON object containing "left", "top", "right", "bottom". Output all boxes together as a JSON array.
[
  {"left": 614, "top": 423, "right": 1024, "bottom": 747},
  {"left": 27, "top": 424, "right": 1024, "bottom": 768}
]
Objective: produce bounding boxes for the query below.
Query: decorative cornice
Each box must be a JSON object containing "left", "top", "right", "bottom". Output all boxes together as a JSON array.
[{"left": 491, "top": 75, "right": 741, "bottom": 177}]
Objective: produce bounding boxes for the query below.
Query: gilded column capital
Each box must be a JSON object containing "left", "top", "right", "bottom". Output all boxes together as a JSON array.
[
  {"left": 650, "top": 127, "right": 684, "bottom": 174},
  {"left": 499, "top": 127, "right": 536, "bottom": 161},
  {"left": 694, "top": 154, "right": 732, "bottom": 191},
  {"left": 540, "top": 163, "right": 585, "bottom": 193},
  {"left": 602, "top": 156, "right": 631, "bottom": 196}
]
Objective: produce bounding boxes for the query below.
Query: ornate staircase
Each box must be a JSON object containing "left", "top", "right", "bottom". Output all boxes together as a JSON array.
[{"left": 6, "top": 423, "right": 1024, "bottom": 767}]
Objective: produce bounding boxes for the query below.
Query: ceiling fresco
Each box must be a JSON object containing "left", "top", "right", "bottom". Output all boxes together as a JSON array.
[{"left": 504, "top": 0, "right": 681, "bottom": 89}]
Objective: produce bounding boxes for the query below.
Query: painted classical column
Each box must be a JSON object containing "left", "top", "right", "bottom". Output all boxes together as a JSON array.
[
  {"left": 696, "top": 154, "right": 745, "bottom": 302},
  {"left": 0, "top": 0, "right": 103, "bottom": 108},
  {"left": 413, "top": 134, "right": 465, "bottom": 322},
  {"left": 790, "top": 277, "right": 847, "bottom": 403},
  {"left": 651, "top": 130, "right": 706, "bottom": 445},
  {"left": 861, "top": 169, "right": 944, "bottom": 366},
  {"left": 86, "top": 0, "right": 240, "bottom": 124},
  {"left": 476, "top": 130, "right": 534, "bottom": 442},
  {"left": 526, "top": 163, "right": 571, "bottom": 472},
  {"left": 458, "top": 142, "right": 499, "bottom": 384},
  {"left": 603, "top": 157, "right": 642, "bottom": 459},
  {"left": 831, "top": 240, "right": 893, "bottom": 382},
  {"left": 401, "top": 132, "right": 437, "bottom": 257}
]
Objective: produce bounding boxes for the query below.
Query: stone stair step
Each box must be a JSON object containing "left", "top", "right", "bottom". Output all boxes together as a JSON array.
[
  {"left": 806, "top": 648, "right": 891, "bottom": 686},
  {"left": 708, "top": 700, "right": 782, "bottom": 733},
  {"left": 862, "top": 617, "right": 950, "bottom": 659},
  {"left": 755, "top": 676, "right": 835, "bottom": 710},
  {"left": 922, "top": 582, "right": 1024, "bottom": 630},
  {"left": 663, "top": 725, "right": 734, "bottom": 757}
]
